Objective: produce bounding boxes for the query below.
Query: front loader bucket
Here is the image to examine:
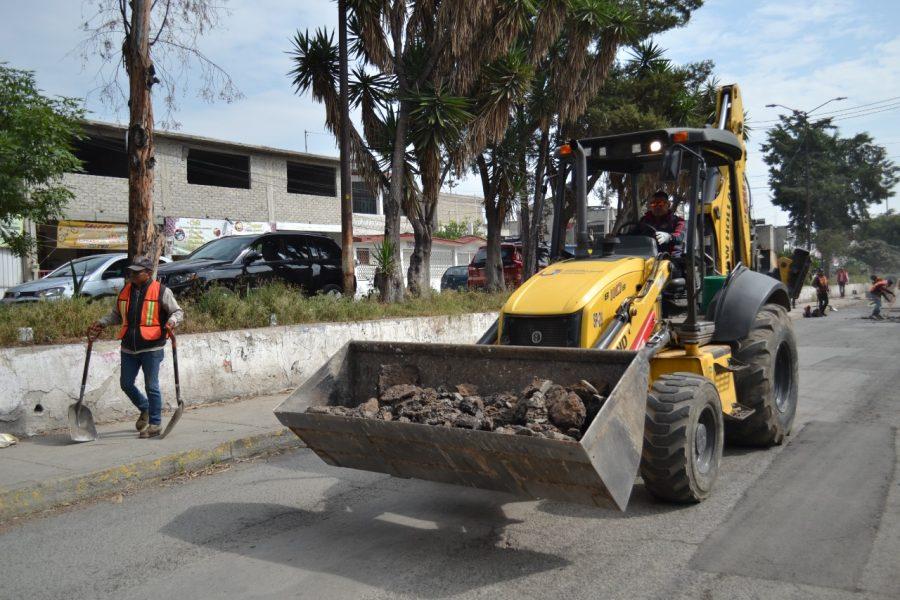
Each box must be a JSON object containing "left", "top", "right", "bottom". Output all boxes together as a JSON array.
[{"left": 274, "top": 342, "right": 649, "bottom": 510}]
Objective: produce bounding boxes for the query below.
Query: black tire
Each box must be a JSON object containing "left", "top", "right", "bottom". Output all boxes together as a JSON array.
[
  {"left": 729, "top": 304, "right": 798, "bottom": 446},
  {"left": 641, "top": 373, "right": 724, "bottom": 503}
]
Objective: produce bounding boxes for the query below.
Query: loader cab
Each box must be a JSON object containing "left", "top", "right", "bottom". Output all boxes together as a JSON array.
[{"left": 553, "top": 127, "right": 747, "bottom": 328}]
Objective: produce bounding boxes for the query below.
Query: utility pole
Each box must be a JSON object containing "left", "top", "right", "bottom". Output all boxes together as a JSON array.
[
  {"left": 126, "top": 0, "right": 159, "bottom": 264},
  {"left": 338, "top": 0, "right": 355, "bottom": 296},
  {"left": 766, "top": 97, "right": 846, "bottom": 252},
  {"left": 803, "top": 117, "right": 812, "bottom": 249}
]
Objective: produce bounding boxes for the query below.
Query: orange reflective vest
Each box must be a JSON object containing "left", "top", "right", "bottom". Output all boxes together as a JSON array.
[{"left": 117, "top": 280, "right": 165, "bottom": 342}]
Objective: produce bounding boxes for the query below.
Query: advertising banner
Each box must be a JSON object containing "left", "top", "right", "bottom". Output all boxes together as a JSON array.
[
  {"left": 0, "top": 218, "right": 24, "bottom": 248},
  {"left": 57, "top": 220, "right": 128, "bottom": 250},
  {"left": 168, "top": 218, "right": 275, "bottom": 255}
]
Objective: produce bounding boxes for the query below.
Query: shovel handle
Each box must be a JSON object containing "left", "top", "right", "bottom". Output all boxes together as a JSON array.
[
  {"left": 168, "top": 330, "right": 181, "bottom": 402},
  {"left": 77, "top": 337, "right": 94, "bottom": 408}
]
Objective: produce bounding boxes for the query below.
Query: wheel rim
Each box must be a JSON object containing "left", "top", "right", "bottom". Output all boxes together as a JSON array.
[
  {"left": 694, "top": 406, "right": 717, "bottom": 475},
  {"left": 773, "top": 341, "right": 793, "bottom": 413}
]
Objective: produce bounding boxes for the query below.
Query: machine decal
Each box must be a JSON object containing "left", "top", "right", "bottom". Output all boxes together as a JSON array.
[{"left": 629, "top": 311, "right": 657, "bottom": 350}]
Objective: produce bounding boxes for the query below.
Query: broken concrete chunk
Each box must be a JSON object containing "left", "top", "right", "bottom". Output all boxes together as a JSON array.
[
  {"left": 548, "top": 391, "right": 587, "bottom": 431},
  {"left": 358, "top": 398, "right": 380, "bottom": 418},
  {"left": 378, "top": 364, "right": 420, "bottom": 394},
  {"left": 455, "top": 383, "right": 479, "bottom": 397},
  {"left": 305, "top": 372, "right": 601, "bottom": 441},
  {"left": 381, "top": 384, "right": 422, "bottom": 405}
]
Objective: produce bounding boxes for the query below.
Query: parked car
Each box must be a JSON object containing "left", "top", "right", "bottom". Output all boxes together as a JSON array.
[
  {"left": 467, "top": 243, "right": 550, "bottom": 290},
  {"left": 2, "top": 253, "right": 171, "bottom": 303},
  {"left": 156, "top": 232, "right": 346, "bottom": 297},
  {"left": 440, "top": 265, "right": 469, "bottom": 291}
]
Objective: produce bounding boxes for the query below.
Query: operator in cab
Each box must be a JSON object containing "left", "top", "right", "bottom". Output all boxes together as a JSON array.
[{"left": 640, "top": 190, "right": 686, "bottom": 257}]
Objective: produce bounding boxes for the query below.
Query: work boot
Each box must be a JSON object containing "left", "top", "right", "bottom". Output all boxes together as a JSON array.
[
  {"left": 139, "top": 424, "right": 161, "bottom": 439},
  {"left": 135, "top": 411, "right": 149, "bottom": 432}
]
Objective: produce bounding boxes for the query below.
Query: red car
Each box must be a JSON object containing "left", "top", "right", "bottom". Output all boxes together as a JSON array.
[{"left": 467, "top": 243, "right": 523, "bottom": 290}]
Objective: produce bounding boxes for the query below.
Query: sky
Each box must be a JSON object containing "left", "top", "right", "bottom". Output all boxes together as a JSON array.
[{"left": 1, "top": 0, "right": 898, "bottom": 226}]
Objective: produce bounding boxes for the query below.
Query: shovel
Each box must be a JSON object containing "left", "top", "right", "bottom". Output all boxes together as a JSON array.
[
  {"left": 68, "top": 337, "right": 99, "bottom": 442},
  {"left": 159, "top": 331, "right": 184, "bottom": 439}
]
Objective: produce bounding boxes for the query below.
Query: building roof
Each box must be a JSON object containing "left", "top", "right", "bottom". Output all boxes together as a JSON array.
[{"left": 81, "top": 119, "right": 339, "bottom": 165}]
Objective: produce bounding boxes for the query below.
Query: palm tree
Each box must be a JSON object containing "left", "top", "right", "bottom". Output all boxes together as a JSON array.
[
  {"left": 474, "top": 0, "right": 639, "bottom": 289},
  {"left": 290, "top": 0, "right": 538, "bottom": 298}
]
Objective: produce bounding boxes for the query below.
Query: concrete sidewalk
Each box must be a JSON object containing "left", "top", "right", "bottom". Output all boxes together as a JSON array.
[{"left": 0, "top": 392, "right": 301, "bottom": 523}]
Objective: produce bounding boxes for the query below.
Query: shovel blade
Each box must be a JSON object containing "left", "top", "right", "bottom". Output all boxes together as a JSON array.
[
  {"left": 68, "top": 404, "right": 98, "bottom": 442},
  {"left": 159, "top": 402, "right": 184, "bottom": 439}
]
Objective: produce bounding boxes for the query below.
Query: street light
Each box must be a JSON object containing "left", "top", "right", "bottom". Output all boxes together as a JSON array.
[{"left": 765, "top": 97, "right": 847, "bottom": 250}]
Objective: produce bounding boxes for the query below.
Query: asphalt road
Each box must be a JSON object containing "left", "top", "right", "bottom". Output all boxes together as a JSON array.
[{"left": 2, "top": 304, "right": 898, "bottom": 600}]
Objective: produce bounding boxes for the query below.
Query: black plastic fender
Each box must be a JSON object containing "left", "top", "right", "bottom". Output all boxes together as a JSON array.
[{"left": 708, "top": 265, "right": 790, "bottom": 343}]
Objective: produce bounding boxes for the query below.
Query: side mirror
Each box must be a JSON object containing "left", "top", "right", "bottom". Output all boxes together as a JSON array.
[
  {"left": 659, "top": 146, "right": 684, "bottom": 182},
  {"left": 242, "top": 250, "right": 262, "bottom": 265}
]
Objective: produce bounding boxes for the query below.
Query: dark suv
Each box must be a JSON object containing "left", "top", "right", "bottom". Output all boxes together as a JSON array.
[{"left": 157, "top": 232, "right": 345, "bottom": 296}]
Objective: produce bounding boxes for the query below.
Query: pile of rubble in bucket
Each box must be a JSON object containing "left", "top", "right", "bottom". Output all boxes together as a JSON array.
[{"left": 306, "top": 364, "right": 609, "bottom": 442}]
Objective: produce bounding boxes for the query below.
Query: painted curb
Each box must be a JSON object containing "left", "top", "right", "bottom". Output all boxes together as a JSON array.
[{"left": 0, "top": 428, "right": 303, "bottom": 523}]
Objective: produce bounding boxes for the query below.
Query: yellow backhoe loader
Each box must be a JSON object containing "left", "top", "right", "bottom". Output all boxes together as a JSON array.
[{"left": 275, "top": 84, "right": 809, "bottom": 510}]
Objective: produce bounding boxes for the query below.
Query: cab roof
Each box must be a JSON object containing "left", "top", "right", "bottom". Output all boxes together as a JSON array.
[{"left": 576, "top": 127, "right": 744, "bottom": 173}]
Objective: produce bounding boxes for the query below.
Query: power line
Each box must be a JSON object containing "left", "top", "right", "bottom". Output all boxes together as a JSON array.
[
  {"left": 754, "top": 95, "right": 900, "bottom": 124},
  {"left": 828, "top": 103, "right": 900, "bottom": 122}
]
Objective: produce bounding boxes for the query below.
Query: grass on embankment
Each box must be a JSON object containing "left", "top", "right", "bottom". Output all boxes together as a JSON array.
[{"left": 0, "top": 284, "right": 509, "bottom": 347}]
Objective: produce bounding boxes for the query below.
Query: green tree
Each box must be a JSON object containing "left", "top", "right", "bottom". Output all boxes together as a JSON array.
[
  {"left": 0, "top": 65, "right": 84, "bottom": 256},
  {"left": 436, "top": 219, "right": 483, "bottom": 239},
  {"left": 814, "top": 228, "right": 850, "bottom": 277},
  {"left": 476, "top": 1, "right": 708, "bottom": 286},
  {"left": 850, "top": 239, "right": 900, "bottom": 275},
  {"left": 762, "top": 118, "right": 898, "bottom": 247},
  {"left": 856, "top": 211, "right": 900, "bottom": 247},
  {"left": 290, "top": 1, "right": 536, "bottom": 299}
]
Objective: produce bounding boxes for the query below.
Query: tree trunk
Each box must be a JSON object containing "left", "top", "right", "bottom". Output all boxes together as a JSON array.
[
  {"left": 126, "top": 0, "right": 158, "bottom": 267},
  {"left": 381, "top": 23, "right": 407, "bottom": 303},
  {"left": 382, "top": 103, "right": 406, "bottom": 302},
  {"left": 338, "top": 0, "right": 355, "bottom": 296},
  {"left": 407, "top": 216, "right": 433, "bottom": 296},
  {"left": 525, "top": 125, "right": 550, "bottom": 277},
  {"left": 519, "top": 155, "right": 530, "bottom": 263},
  {"left": 484, "top": 202, "right": 505, "bottom": 292}
]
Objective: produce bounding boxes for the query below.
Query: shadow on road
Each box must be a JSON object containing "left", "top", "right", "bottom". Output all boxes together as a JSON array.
[{"left": 160, "top": 485, "right": 571, "bottom": 598}]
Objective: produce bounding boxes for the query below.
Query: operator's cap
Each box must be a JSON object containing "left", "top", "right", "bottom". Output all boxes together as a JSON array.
[
  {"left": 651, "top": 190, "right": 670, "bottom": 202},
  {"left": 127, "top": 256, "right": 155, "bottom": 272}
]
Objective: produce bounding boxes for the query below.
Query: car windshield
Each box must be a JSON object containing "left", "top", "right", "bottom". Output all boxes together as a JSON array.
[
  {"left": 187, "top": 236, "right": 255, "bottom": 262},
  {"left": 45, "top": 255, "right": 111, "bottom": 279}
]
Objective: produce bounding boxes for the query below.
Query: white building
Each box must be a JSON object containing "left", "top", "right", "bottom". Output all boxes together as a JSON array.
[{"left": 3, "top": 120, "right": 484, "bottom": 292}]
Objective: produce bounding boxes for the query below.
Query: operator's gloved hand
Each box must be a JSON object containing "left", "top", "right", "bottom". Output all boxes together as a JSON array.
[{"left": 655, "top": 231, "right": 672, "bottom": 245}]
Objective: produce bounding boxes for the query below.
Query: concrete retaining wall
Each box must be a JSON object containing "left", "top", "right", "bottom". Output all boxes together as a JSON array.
[{"left": 0, "top": 312, "right": 496, "bottom": 436}]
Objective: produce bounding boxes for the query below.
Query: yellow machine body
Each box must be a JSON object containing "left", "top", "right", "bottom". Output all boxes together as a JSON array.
[{"left": 499, "top": 84, "right": 755, "bottom": 416}]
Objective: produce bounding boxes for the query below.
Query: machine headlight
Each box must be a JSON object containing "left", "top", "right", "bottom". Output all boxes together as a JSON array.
[
  {"left": 170, "top": 272, "right": 198, "bottom": 286},
  {"left": 649, "top": 140, "right": 663, "bottom": 152},
  {"left": 38, "top": 287, "right": 65, "bottom": 298}
]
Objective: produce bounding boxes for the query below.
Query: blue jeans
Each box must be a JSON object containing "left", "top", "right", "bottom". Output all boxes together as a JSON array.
[
  {"left": 120, "top": 349, "right": 165, "bottom": 425},
  {"left": 872, "top": 296, "right": 883, "bottom": 317}
]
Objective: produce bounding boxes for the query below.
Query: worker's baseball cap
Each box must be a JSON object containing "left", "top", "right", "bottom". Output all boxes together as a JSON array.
[
  {"left": 650, "top": 191, "right": 669, "bottom": 203},
  {"left": 127, "top": 256, "right": 155, "bottom": 272}
]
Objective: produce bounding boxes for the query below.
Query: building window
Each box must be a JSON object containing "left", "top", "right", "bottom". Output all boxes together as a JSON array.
[
  {"left": 287, "top": 162, "right": 336, "bottom": 197},
  {"left": 352, "top": 181, "right": 377, "bottom": 214},
  {"left": 356, "top": 248, "right": 371, "bottom": 265},
  {"left": 186, "top": 148, "right": 250, "bottom": 189},
  {"left": 71, "top": 134, "right": 128, "bottom": 178}
]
